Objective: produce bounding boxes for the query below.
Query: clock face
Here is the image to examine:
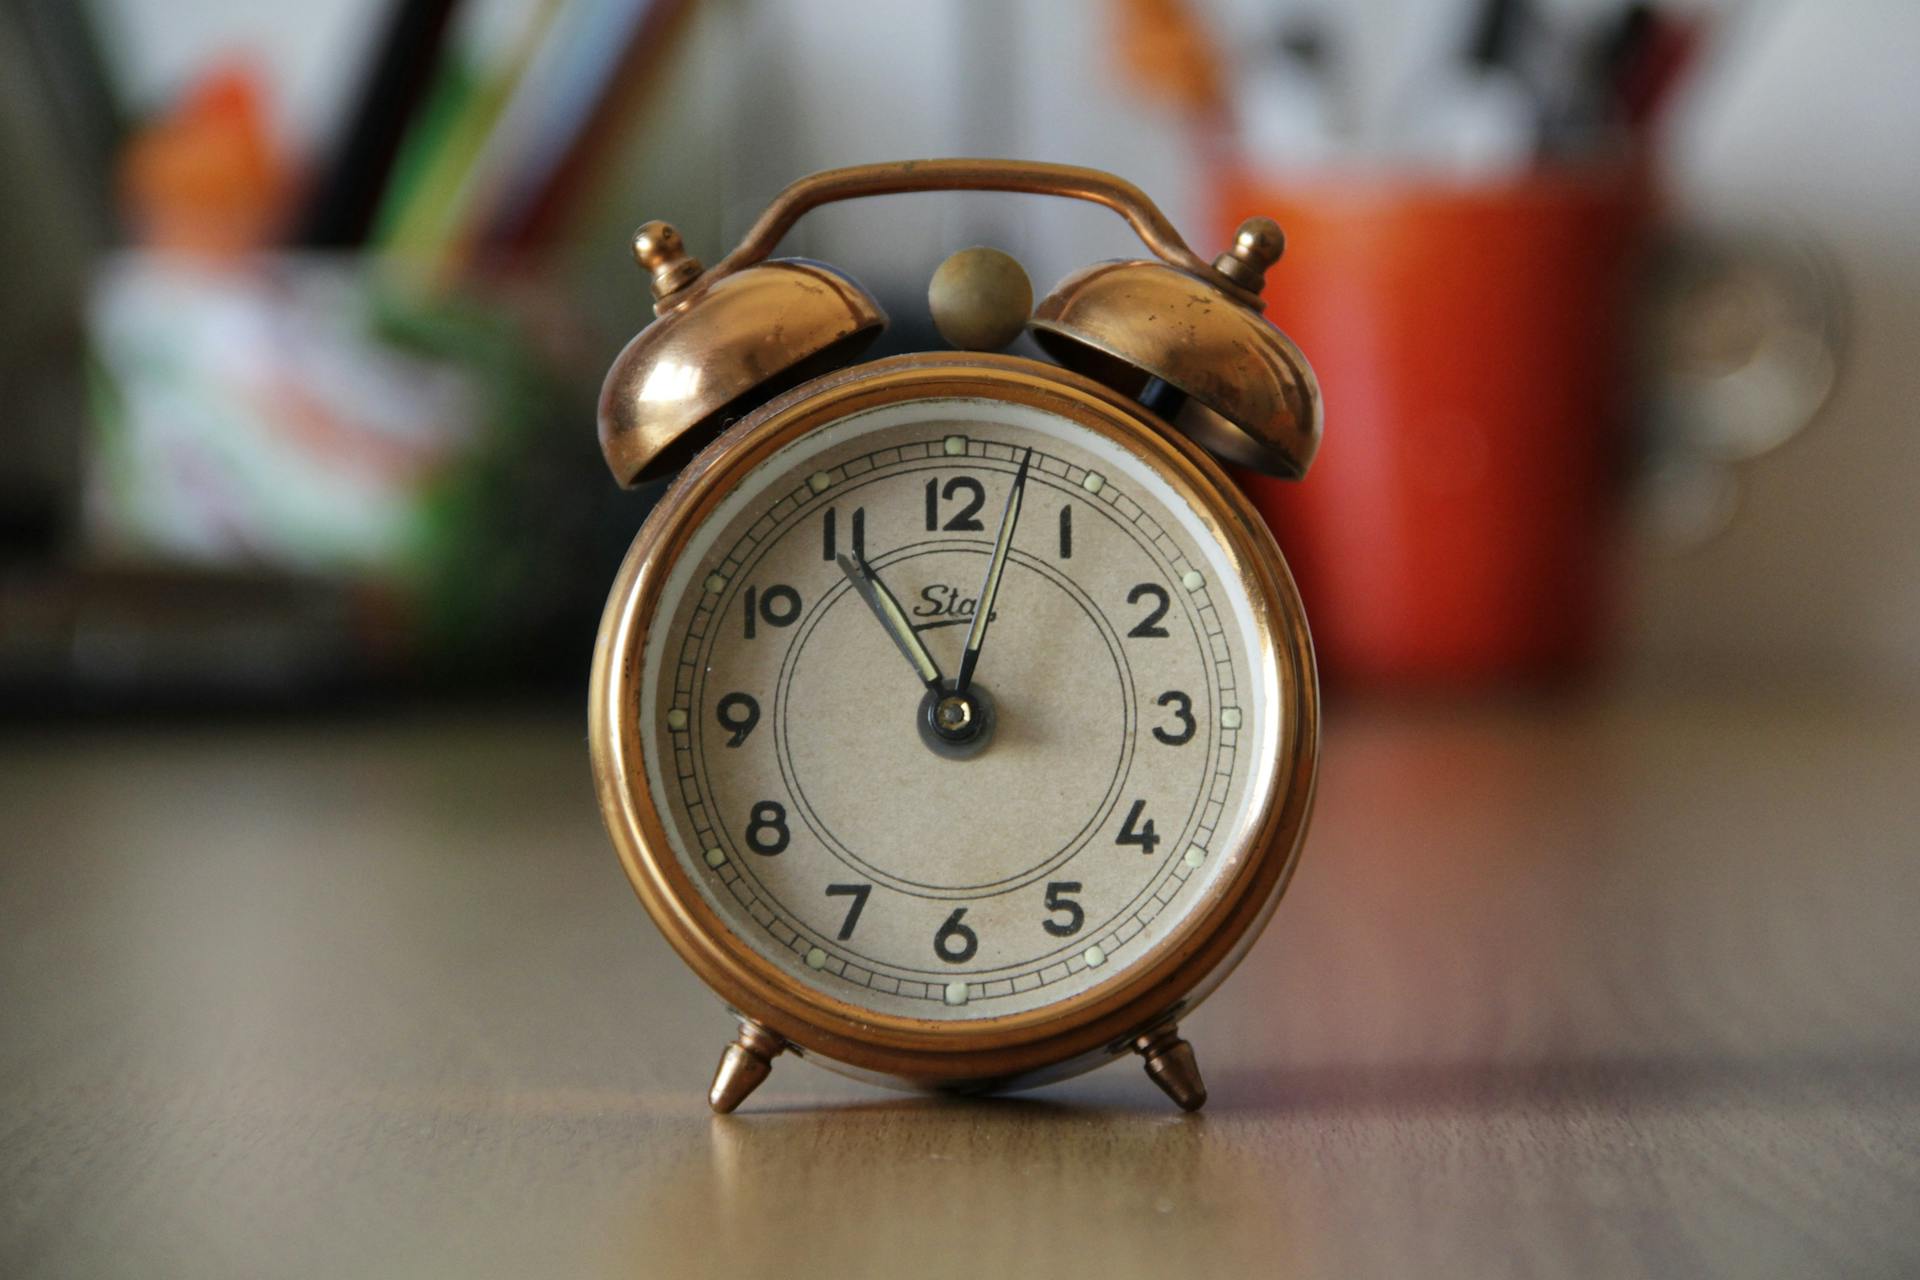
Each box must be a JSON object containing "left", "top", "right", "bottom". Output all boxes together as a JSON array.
[{"left": 631, "top": 390, "right": 1288, "bottom": 1022}]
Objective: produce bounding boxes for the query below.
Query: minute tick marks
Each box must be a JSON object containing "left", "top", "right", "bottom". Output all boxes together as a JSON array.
[{"left": 648, "top": 415, "right": 1248, "bottom": 1018}]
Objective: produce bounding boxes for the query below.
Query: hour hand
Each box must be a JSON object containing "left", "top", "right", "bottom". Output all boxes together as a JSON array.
[{"left": 836, "top": 553, "right": 945, "bottom": 694}]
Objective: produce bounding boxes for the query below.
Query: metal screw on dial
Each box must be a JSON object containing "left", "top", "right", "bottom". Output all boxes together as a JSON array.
[
  {"left": 918, "top": 684, "right": 996, "bottom": 760},
  {"left": 935, "top": 696, "right": 973, "bottom": 736}
]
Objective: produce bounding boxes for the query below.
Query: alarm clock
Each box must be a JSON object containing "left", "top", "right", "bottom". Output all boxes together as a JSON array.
[{"left": 589, "top": 160, "right": 1320, "bottom": 1112}]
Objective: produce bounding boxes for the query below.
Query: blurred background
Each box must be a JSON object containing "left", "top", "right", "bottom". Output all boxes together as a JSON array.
[
  {"left": 1, "top": 0, "right": 1913, "bottom": 716},
  {"left": 7, "top": 6, "right": 1920, "bottom": 1271}
]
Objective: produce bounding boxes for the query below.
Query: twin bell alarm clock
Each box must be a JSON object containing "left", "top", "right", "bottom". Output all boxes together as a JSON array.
[{"left": 588, "top": 160, "right": 1321, "bottom": 1112}]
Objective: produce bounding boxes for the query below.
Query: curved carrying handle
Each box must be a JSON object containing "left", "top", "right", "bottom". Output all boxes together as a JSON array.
[{"left": 691, "top": 159, "right": 1263, "bottom": 307}]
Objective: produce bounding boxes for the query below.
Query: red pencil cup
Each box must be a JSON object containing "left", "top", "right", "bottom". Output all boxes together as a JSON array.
[{"left": 1218, "top": 165, "right": 1651, "bottom": 688}]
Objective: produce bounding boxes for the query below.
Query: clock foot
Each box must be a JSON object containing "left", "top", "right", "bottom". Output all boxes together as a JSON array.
[
  {"left": 1134, "top": 1024, "right": 1207, "bottom": 1112},
  {"left": 708, "top": 1020, "right": 786, "bottom": 1114}
]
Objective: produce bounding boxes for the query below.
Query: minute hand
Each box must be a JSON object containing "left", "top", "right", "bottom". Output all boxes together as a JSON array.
[{"left": 954, "top": 448, "right": 1033, "bottom": 695}]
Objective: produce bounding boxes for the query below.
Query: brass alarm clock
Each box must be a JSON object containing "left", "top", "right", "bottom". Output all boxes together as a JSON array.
[{"left": 589, "top": 160, "right": 1320, "bottom": 1112}]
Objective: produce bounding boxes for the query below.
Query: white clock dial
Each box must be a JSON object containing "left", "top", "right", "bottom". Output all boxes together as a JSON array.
[{"left": 637, "top": 394, "right": 1282, "bottom": 1019}]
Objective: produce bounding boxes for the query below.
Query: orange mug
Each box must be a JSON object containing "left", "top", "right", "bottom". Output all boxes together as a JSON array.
[{"left": 1218, "top": 165, "right": 1651, "bottom": 687}]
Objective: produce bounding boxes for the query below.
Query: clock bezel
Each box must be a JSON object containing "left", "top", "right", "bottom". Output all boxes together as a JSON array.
[{"left": 590, "top": 352, "right": 1318, "bottom": 1085}]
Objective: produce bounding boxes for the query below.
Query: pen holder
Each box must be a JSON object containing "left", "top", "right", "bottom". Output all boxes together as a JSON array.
[{"left": 1220, "top": 162, "right": 1783, "bottom": 688}]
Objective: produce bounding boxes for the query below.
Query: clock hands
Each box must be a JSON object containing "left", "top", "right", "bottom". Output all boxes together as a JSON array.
[
  {"left": 834, "top": 446, "right": 1029, "bottom": 751},
  {"left": 954, "top": 447, "right": 1032, "bottom": 696},
  {"left": 836, "top": 552, "right": 945, "bottom": 695}
]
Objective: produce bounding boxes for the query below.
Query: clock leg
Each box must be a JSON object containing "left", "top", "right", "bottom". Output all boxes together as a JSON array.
[
  {"left": 1133, "top": 1024, "right": 1207, "bottom": 1112},
  {"left": 708, "top": 1019, "right": 786, "bottom": 1114}
]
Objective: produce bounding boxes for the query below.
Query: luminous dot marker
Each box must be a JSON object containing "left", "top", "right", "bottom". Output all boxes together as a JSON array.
[
  {"left": 1082, "top": 471, "right": 1106, "bottom": 495},
  {"left": 1083, "top": 944, "right": 1107, "bottom": 968},
  {"left": 666, "top": 708, "right": 688, "bottom": 731},
  {"left": 944, "top": 981, "right": 969, "bottom": 1006},
  {"left": 703, "top": 847, "right": 726, "bottom": 868},
  {"left": 807, "top": 470, "right": 832, "bottom": 493},
  {"left": 805, "top": 947, "right": 828, "bottom": 970},
  {"left": 1221, "top": 707, "right": 1243, "bottom": 730},
  {"left": 1182, "top": 569, "right": 1206, "bottom": 591},
  {"left": 943, "top": 434, "right": 968, "bottom": 456},
  {"left": 704, "top": 572, "right": 727, "bottom": 594},
  {"left": 1184, "top": 846, "right": 1206, "bottom": 869}
]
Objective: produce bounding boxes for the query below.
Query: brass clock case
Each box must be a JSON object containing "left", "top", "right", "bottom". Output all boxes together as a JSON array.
[{"left": 589, "top": 353, "right": 1319, "bottom": 1092}]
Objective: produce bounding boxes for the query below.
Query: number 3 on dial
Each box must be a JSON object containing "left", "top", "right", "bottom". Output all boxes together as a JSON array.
[{"left": 1152, "top": 690, "right": 1195, "bottom": 746}]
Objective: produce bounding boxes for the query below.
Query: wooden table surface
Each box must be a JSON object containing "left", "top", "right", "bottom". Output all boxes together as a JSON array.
[{"left": 4, "top": 693, "right": 1918, "bottom": 1278}]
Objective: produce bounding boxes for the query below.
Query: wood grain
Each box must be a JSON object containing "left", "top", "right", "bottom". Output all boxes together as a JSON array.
[{"left": 3, "top": 694, "right": 1917, "bottom": 1278}]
